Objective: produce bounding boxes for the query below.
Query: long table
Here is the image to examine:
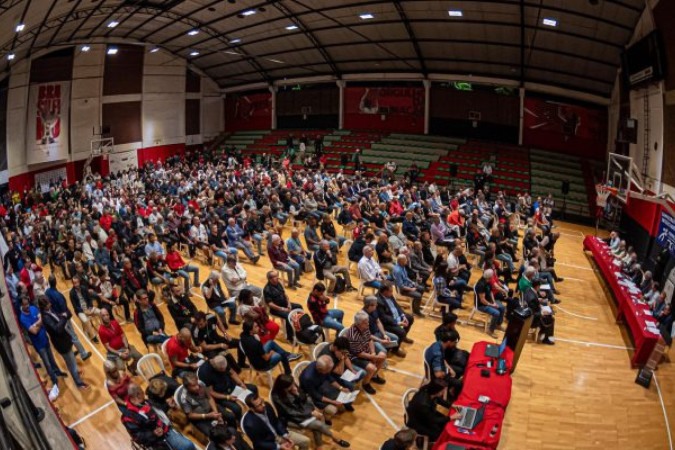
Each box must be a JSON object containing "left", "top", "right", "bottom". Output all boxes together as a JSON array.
[
  {"left": 583, "top": 235, "right": 660, "bottom": 367},
  {"left": 432, "top": 341, "right": 514, "bottom": 450}
]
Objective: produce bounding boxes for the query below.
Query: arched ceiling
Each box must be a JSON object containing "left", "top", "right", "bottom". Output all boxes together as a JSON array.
[{"left": 0, "top": 0, "right": 645, "bottom": 97}]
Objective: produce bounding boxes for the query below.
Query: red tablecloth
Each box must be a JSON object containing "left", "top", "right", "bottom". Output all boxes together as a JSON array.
[
  {"left": 583, "top": 236, "right": 660, "bottom": 367},
  {"left": 432, "top": 342, "right": 514, "bottom": 450}
]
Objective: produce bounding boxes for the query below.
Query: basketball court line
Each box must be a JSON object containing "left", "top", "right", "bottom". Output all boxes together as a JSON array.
[
  {"left": 557, "top": 262, "right": 594, "bottom": 271},
  {"left": 386, "top": 366, "right": 424, "bottom": 379},
  {"left": 70, "top": 314, "right": 107, "bottom": 363},
  {"left": 365, "top": 392, "right": 400, "bottom": 431},
  {"left": 555, "top": 337, "right": 633, "bottom": 350},
  {"left": 559, "top": 232, "right": 583, "bottom": 239},
  {"left": 553, "top": 305, "right": 598, "bottom": 321},
  {"left": 653, "top": 373, "right": 674, "bottom": 450},
  {"left": 561, "top": 276, "right": 587, "bottom": 282},
  {"left": 67, "top": 400, "right": 115, "bottom": 428}
]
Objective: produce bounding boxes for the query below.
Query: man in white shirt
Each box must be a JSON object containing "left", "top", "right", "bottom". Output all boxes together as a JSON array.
[
  {"left": 358, "top": 246, "right": 386, "bottom": 289},
  {"left": 221, "top": 255, "right": 263, "bottom": 299}
]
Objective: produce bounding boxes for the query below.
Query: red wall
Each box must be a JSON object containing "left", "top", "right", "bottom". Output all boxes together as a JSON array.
[
  {"left": 137, "top": 143, "right": 185, "bottom": 167},
  {"left": 624, "top": 196, "right": 662, "bottom": 237},
  {"left": 522, "top": 96, "right": 607, "bottom": 160},
  {"left": 224, "top": 92, "right": 272, "bottom": 132},
  {"left": 343, "top": 87, "right": 424, "bottom": 133},
  {"left": 8, "top": 156, "right": 110, "bottom": 193}
]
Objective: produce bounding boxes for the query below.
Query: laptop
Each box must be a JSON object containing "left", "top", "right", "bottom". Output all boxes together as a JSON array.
[
  {"left": 455, "top": 404, "right": 486, "bottom": 430},
  {"left": 485, "top": 337, "right": 508, "bottom": 358}
]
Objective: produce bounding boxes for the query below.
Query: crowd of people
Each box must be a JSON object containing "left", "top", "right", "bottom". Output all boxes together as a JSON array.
[{"left": 6, "top": 141, "right": 566, "bottom": 449}]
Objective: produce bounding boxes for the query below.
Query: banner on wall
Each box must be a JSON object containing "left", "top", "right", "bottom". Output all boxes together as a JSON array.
[
  {"left": 656, "top": 212, "right": 675, "bottom": 257},
  {"left": 26, "top": 82, "right": 70, "bottom": 164},
  {"left": 345, "top": 87, "right": 424, "bottom": 117},
  {"left": 232, "top": 93, "right": 271, "bottom": 121},
  {"left": 522, "top": 97, "right": 607, "bottom": 157}
]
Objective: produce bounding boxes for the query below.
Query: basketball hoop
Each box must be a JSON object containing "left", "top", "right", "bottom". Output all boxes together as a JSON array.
[{"left": 596, "top": 183, "right": 617, "bottom": 208}]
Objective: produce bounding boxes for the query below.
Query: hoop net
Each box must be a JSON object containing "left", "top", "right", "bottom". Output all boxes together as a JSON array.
[{"left": 596, "top": 183, "right": 617, "bottom": 208}]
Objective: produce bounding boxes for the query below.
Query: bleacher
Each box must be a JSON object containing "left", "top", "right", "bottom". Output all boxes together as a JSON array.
[{"left": 220, "top": 129, "right": 597, "bottom": 218}]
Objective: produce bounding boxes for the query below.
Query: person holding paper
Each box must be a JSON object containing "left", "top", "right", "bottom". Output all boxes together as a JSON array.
[
  {"left": 318, "top": 337, "right": 366, "bottom": 391},
  {"left": 177, "top": 372, "right": 237, "bottom": 437},
  {"left": 344, "top": 311, "right": 387, "bottom": 395},
  {"left": 362, "top": 296, "right": 404, "bottom": 357},
  {"left": 242, "top": 393, "right": 311, "bottom": 450},
  {"left": 166, "top": 328, "right": 203, "bottom": 379},
  {"left": 202, "top": 270, "right": 239, "bottom": 328},
  {"left": 272, "top": 373, "right": 351, "bottom": 448},
  {"left": 197, "top": 355, "right": 258, "bottom": 422},
  {"left": 300, "top": 355, "right": 356, "bottom": 414}
]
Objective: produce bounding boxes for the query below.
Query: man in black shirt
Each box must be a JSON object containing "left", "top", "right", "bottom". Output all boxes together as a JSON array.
[
  {"left": 192, "top": 312, "right": 246, "bottom": 370},
  {"left": 239, "top": 320, "right": 300, "bottom": 374},
  {"left": 197, "top": 354, "right": 257, "bottom": 421},
  {"left": 167, "top": 282, "right": 198, "bottom": 331},
  {"left": 262, "top": 270, "right": 303, "bottom": 337}
]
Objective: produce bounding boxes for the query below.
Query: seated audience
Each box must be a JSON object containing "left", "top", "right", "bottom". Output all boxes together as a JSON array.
[
  {"left": 405, "top": 379, "right": 460, "bottom": 443},
  {"left": 307, "top": 282, "right": 345, "bottom": 333},
  {"left": 242, "top": 393, "right": 310, "bottom": 450},
  {"left": 239, "top": 319, "right": 301, "bottom": 375},
  {"left": 344, "top": 311, "right": 387, "bottom": 395}
]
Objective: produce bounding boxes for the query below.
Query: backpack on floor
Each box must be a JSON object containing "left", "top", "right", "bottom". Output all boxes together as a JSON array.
[{"left": 334, "top": 275, "right": 346, "bottom": 294}]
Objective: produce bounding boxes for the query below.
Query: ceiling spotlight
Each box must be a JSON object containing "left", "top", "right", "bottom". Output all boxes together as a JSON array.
[
  {"left": 267, "top": 58, "right": 284, "bottom": 64},
  {"left": 15, "top": 23, "right": 25, "bottom": 32},
  {"left": 107, "top": 20, "right": 119, "bottom": 28},
  {"left": 150, "top": 47, "right": 160, "bottom": 53},
  {"left": 542, "top": 17, "right": 558, "bottom": 27},
  {"left": 448, "top": 10, "right": 463, "bottom": 17},
  {"left": 225, "top": 50, "right": 241, "bottom": 55},
  {"left": 81, "top": 45, "right": 91, "bottom": 52},
  {"left": 187, "top": 29, "right": 199, "bottom": 36},
  {"left": 242, "top": 10, "right": 256, "bottom": 16},
  {"left": 107, "top": 47, "right": 118, "bottom": 55},
  {"left": 230, "top": 38, "right": 241, "bottom": 44},
  {"left": 359, "top": 13, "right": 374, "bottom": 20},
  {"left": 285, "top": 25, "right": 298, "bottom": 30},
  {"left": 7, "top": 53, "right": 15, "bottom": 60},
  {"left": 190, "top": 51, "right": 200, "bottom": 56}
]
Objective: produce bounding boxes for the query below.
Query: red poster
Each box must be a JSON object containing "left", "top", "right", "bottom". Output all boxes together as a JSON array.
[
  {"left": 344, "top": 87, "right": 424, "bottom": 133},
  {"left": 225, "top": 92, "right": 272, "bottom": 131},
  {"left": 523, "top": 97, "right": 607, "bottom": 159}
]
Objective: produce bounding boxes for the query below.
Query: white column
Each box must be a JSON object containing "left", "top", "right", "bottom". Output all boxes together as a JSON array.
[
  {"left": 423, "top": 79, "right": 431, "bottom": 135},
  {"left": 269, "top": 85, "right": 277, "bottom": 130},
  {"left": 518, "top": 87, "right": 525, "bottom": 146},
  {"left": 337, "top": 80, "right": 346, "bottom": 130}
]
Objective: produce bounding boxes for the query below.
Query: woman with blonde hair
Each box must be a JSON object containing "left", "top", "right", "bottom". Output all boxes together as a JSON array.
[{"left": 103, "top": 360, "right": 131, "bottom": 411}]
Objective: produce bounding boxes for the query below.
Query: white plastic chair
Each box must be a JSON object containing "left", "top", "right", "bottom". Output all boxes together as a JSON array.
[
  {"left": 421, "top": 345, "right": 433, "bottom": 386},
  {"left": 239, "top": 341, "right": 274, "bottom": 387},
  {"left": 292, "top": 360, "right": 311, "bottom": 384},
  {"left": 468, "top": 284, "right": 491, "bottom": 333},
  {"left": 312, "top": 341, "right": 330, "bottom": 361},
  {"left": 287, "top": 309, "right": 317, "bottom": 355},
  {"left": 137, "top": 353, "right": 166, "bottom": 382}
]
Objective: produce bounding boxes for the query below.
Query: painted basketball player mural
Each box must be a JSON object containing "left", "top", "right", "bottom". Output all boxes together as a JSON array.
[
  {"left": 36, "top": 84, "right": 62, "bottom": 145},
  {"left": 27, "top": 81, "right": 70, "bottom": 164}
]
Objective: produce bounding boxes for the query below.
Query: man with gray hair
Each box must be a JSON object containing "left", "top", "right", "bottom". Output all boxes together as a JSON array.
[
  {"left": 343, "top": 310, "right": 387, "bottom": 395},
  {"left": 474, "top": 269, "right": 506, "bottom": 338},
  {"left": 268, "top": 234, "right": 302, "bottom": 289},
  {"left": 299, "top": 354, "right": 354, "bottom": 415},
  {"left": 392, "top": 254, "right": 424, "bottom": 316},
  {"left": 197, "top": 354, "right": 258, "bottom": 421},
  {"left": 314, "top": 240, "right": 355, "bottom": 295}
]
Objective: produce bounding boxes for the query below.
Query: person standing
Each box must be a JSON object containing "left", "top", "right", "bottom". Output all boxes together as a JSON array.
[
  {"left": 45, "top": 275, "right": 91, "bottom": 361},
  {"left": 38, "top": 296, "right": 90, "bottom": 390}
]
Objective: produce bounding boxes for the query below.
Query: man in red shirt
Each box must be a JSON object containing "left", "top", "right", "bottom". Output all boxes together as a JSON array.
[
  {"left": 166, "top": 328, "right": 202, "bottom": 378},
  {"left": 99, "top": 309, "right": 142, "bottom": 373},
  {"left": 100, "top": 210, "right": 113, "bottom": 231},
  {"left": 165, "top": 242, "right": 200, "bottom": 290}
]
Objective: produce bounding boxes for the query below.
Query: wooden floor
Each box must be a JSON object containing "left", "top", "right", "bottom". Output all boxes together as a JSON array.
[{"left": 42, "top": 221, "right": 675, "bottom": 450}]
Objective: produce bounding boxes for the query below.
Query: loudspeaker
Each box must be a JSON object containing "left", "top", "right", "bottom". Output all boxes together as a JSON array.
[
  {"left": 561, "top": 180, "right": 570, "bottom": 195},
  {"left": 504, "top": 307, "right": 533, "bottom": 373},
  {"left": 449, "top": 164, "right": 458, "bottom": 177}
]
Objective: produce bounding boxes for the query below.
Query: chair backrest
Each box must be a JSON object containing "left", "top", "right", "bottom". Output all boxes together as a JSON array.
[
  {"left": 421, "top": 345, "right": 433, "bottom": 384},
  {"left": 338, "top": 327, "right": 348, "bottom": 338},
  {"left": 313, "top": 341, "right": 330, "bottom": 361},
  {"left": 240, "top": 412, "right": 250, "bottom": 440},
  {"left": 402, "top": 388, "right": 418, "bottom": 424},
  {"left": 474, "top": 283, "right": 481, "bottom": 309},
  {"left": 292, "top": 360, "right": 311, "bottom": 384},
  {"left": 161, "top": 338, "right": 170, "bottom": 359},
  {"left": 287, "top": 308, "right": 305, "bottom": 342},
  {"left": 137, "top": 353, "right": 166, "bottom": 383},
  {"left": 173, "top": 385, "right": 184, "bottom": 412}
]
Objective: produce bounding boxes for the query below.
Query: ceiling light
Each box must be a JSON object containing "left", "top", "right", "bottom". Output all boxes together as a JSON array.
[
  {"left": 267, "top": 58, "right": 284, "bottom": 64},
  {"left": 285, "top": 25, "right": 298, "bottom": 30},
  {"left": 242, "top": 10, "right": 256, "bottom": 16},
  {"left": 7, "top": 53, "right": 15, "bottom": 60},
  {"left": 448, "top": 10, "right": 463, "bottom": 17},
  {"left": 190, "top": 51, "right": 200, "bottom": 56},
  {"left": 149, "top": 47, "right": 160, "bottom": 53},
  {"left": 15, "top": 23, "right": 25, "bottom": 32},
  {"left": 542, "top": 17, "right": 558, "bottom": 27},
  {"left": 187, "top": 29, "right": 199, "bottom": 36},
  {"left": 230, "top": 38, "right": 241, "bottom": 44},
  {"left": 359, "top": 13, "right": 374, "bottom": 20},
  {"left": 107, "top": 47, "right": 118, "bottom": 55},
  {"left": 107, "top": 20, "right": 119, "bottom": 28},
  {"left": 81, "top": 45, "right": 91, "bottom": 52}
]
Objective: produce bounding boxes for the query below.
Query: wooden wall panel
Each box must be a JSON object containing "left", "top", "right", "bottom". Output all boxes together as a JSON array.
[
  {"left": 102, "top": 101, "right": 142, "bottom": 145},
  {"left": 186, "top": 69, "right": 201, "bottom": 93},
  {"left": 185, "top": 99, "right": 201, "bottom": 135},
  {"left": 30, "top": 48, "right": 74, "bottom": 83},
  {"left": 103, "top": 45, "right": 144, "bottom": 96}
]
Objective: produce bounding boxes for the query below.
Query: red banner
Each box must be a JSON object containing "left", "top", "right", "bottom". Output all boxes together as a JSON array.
[
  {"left": 523, "top": 97, "right": 607, "bottom": 159},
  {"left": 344, "top": 87, "right": 424, "bottom": 133},
  {"left": 224, "top": 92, "right": 272, "bottom": 131}
]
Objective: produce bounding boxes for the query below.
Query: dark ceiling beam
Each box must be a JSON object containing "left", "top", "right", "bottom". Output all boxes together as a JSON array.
[
  {"left": 200, "top": 37, "right": 618, "bottom": 73},
  {"left": 46, "top": 0, "right": 84, "bottom": 48},
  {"left": 83, "top": 0, "right": 136, "bottom": 40},
  {"left": 7, "top": 0, "right": 32, "bottom": 51},
  {"left": 65, "top": 0, "right": 103, "bottom": 43},
  {"left": 107, "top": 1, "right": 185, "bottom": 38},
  {"left": 122, "top": 0, "right": 211, "bottom": 39},
  {"left": 26, "top": 0, "right": 58, "bottom": 57},
  {"left": 153, "top": 0, "right": 277, "bottom": 45},
  {"left": 273, "top": 1, "right": 340, "bottom": 77},
  {"left": 393, "top": 0, "right": 426, "bottom": 76},
  {"left": 213, "top": 56, "right": 613, "bottom": 86},
  {"left": 0, "top": 0, "right": 23, "bottom": 14}
]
